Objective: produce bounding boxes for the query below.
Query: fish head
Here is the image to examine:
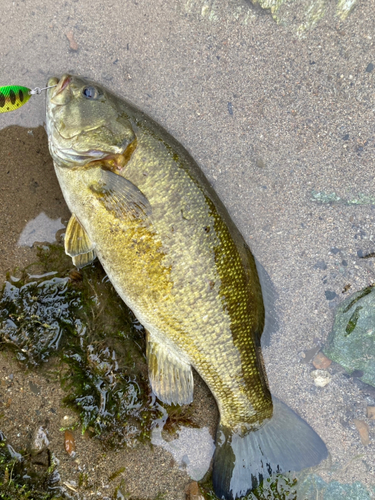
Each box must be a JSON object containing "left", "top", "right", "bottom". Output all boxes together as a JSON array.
[{"left": 46, "top": 74, "right": 135, "bottom": 168}]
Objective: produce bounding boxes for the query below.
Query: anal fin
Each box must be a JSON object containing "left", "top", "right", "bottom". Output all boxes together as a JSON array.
[
  {"left": 65, "top": 214, "right": 96, "bottom": 268},
  {"left": 146, "top": 332, "right": 193, "bottom": 405},
  {"left": 72, "top": 251, "right": 96, "bottom": 269}
]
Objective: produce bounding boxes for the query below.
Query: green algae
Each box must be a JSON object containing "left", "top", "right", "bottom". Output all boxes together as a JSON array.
[
  {"left": 0, "top": 244, "right": 160, "bottom": 447},
  {"left": 345, "top": 306, "right": 362, "bottom": 336},
  {"left": 0, "top": 431, "right": 62, "bottom": 500},
  {"left": 0, "top": 274, "right": 79, "bottom": 366}
]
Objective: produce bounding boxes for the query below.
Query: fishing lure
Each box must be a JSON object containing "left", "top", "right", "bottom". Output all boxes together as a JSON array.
[{"left": 0, "top": 84, "right": 56, "bottom": 113}]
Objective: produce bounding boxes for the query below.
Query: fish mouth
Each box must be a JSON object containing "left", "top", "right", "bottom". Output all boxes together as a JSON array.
[
  {"left": 51, "top": 145, "right": 108, "bottom": 166},
  {"left": 47, "top": 77, "right": 59, "bottom": 87},
  {"left": 47, "top": 74, "right": 73, "bottom": 105},
  {"left": 52, "top": 75, "right": 72, "bottom": 98}
]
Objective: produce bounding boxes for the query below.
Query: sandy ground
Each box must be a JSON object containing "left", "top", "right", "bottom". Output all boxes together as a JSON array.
[{"left": 1, "top": 0, "right": 375, "bottom": 498}]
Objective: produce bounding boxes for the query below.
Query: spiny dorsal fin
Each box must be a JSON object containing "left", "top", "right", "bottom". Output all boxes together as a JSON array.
[
  {"left": 65, "top": 214, "right": 96, "bottom": 268},
  {"left": 146, "top": 332, "right": 193, "bottom": 405},
  {"left": 89, "top": 169, "right": 151, "bottom": 222}
]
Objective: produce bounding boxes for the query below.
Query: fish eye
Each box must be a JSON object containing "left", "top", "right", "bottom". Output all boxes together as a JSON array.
[{"left": 82, "top": 86, "right": 100, "bottom": 99}]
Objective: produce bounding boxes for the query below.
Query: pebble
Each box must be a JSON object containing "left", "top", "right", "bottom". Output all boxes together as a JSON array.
[
  {"left": 366, "top": 406, "right": 375, "bottom": 420},
  {"left": 66, "top": 31, "right": 78, "bottom": 51},
  {"left": 310, "top": 369, "right": 331, "bottom": 387},
  {"left": 313, "top": 352, "right": 332, "bottom": 370},
  {"left": 64, "top": 430, "right": 76, "bottom": 457},
  {"left": 60, "top": 415, "right": 78, "bottom": 428},
  {"left": 185, "top": 481, "right": 205, "bottom": 500},
  {"left": 30, "top": 426, "right": 49, "bottom": 455},
  {"left": 353, "top": 419, "right": 370, "bottom": 446}
]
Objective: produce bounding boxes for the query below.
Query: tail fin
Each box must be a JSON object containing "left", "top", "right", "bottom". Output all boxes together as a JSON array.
[{"left": 212, "top": 397, "right": 328, "bottom": 500}]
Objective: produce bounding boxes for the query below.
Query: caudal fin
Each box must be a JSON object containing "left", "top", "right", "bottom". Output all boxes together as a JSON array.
[{"left": 212, "top": 397, "right": 328, "bottom": 500}]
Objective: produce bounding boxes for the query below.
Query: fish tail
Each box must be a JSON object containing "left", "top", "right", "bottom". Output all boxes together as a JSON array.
[{"left": 212, "top": 397, "right": 328, "bottom": 500}]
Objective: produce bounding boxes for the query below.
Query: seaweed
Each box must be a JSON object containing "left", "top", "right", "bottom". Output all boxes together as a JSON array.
[
  {"left": 162, "top": 404, "right": 199, "bottom": 436},
  {"left": 0, "top": 244, "right": 160, "bottom": 447},
  {"left": 0, "top": 431, "right": 63, "bottom": 500},
  {"left": 0, "top": 273, "right": 79, "bottom": 366},
  {"left": 345, "top": 306, "right": 362, "bottom": 336}
]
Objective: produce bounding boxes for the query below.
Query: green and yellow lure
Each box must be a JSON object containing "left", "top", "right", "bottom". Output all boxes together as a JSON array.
[
  {"left": 0, "top": 84, "right": 57, "bottom": 113},
  {"left": 0, "top": 85, "right": 31, "bottom": 113}
]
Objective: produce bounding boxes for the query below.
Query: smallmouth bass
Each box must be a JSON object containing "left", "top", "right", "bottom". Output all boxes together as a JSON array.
[{"left": 46, "top": 75, "right": 327, "bottom": 499}]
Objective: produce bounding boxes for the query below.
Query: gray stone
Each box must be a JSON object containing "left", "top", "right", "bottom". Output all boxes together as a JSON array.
[
  {"left": 323, "top": 287, "right": 375, "bottom": 387},
  {"left": 30, "top": 426, "right": 49, "bottom": 455},
  {"left": 296, "top": 474, "right": 375, "bottom": 499}
]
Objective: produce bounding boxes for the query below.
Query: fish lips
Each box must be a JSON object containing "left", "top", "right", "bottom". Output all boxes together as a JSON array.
[
  {"left": 52, "top": 146, "right": 108, "bottom": 166},
  {"left": 48, "top": 75, "right": 73, "bottom": 105}
]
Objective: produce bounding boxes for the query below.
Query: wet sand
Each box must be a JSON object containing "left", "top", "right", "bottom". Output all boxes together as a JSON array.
[{"left": 1, "top": 0, "right": 375, "bottom": 497}]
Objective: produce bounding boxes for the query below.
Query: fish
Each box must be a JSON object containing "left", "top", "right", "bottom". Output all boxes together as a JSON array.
[
  {"left": 0, "top": 85, "right": 31, "bottom": 113},
  {"left": 46, "top": 74, "right": 328, "bottom": 499}
]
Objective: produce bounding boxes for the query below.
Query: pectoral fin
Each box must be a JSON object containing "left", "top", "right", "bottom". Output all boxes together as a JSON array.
[
  {"left": 65, "top": 214, "right": 96, "bottom": 268},
  {"left": 146, "top": 332, "right": 193, "bottom": 405},
  {"left": 90, "top": 169, "right": 151, "bottom": 221}
]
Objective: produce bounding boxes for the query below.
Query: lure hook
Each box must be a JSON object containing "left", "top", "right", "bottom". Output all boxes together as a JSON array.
[
  {"left": 29, "top": 84, "right": 57, "bottom": 96},
  {"left": 0, "top": 83, "right": 58, "bottom": 113}
]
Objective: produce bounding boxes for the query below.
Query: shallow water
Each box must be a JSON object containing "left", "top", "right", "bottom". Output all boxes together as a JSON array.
[{"left": 1, "top": 0, "right": 375, "bottom": 498}]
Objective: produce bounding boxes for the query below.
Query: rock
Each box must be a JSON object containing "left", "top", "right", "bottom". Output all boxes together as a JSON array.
[
  {"left": 64, "top": 430, "right": 76, "bottom": 457},
  {"left": 366, "top": 406, "right": 375, "bottom": 420},
  {"left": 310, "top": 369, "right": 331, "bottom": 387},
  {"left": 302, "top": 346, "right": 320, "bottom": 363},
  {"left": 185, "top": 481, "right": 204, "bottom": 500},
  {"left": 325, "top": 290, "right": 338, "bottom": 301},
  {"left": 30, "top": 426, "right": 49, "bottom": 455},
  {"left": 183, "top": 0, "right": 358, "bottom": 36},
  {"left": 296, "top": 473, "right": 374, "bottom": 498},
  {"left": 312, "top": 352, "right": 332, "bottom": 370},
  {"left": 323, "top": 286, "right": 375, "bottom": 387},
  {"left": 353, "top": 419, "right": 370, "bottom": 446},
  {"left": 66, "top": 31, "right": 78, "bottom": 51},
  {"left": 60, "top": 415, "right": 78, "bottom": 428}
]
